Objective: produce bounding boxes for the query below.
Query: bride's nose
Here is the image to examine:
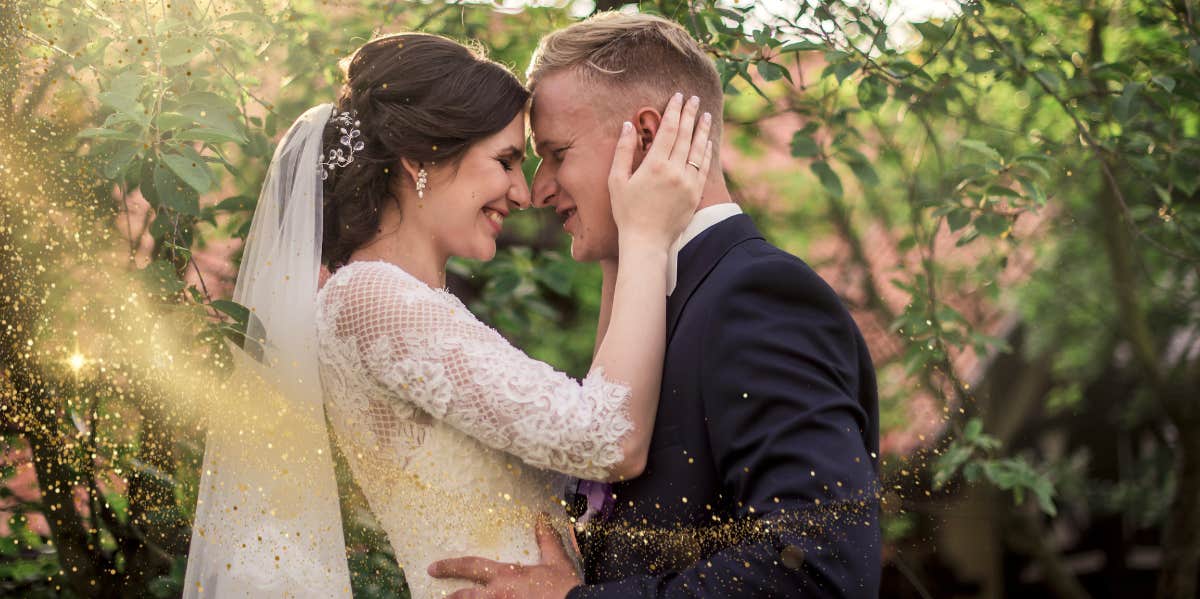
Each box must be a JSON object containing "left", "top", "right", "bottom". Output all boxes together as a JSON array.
[{"left": 509, "top": 176, "right": 532, "bottom": 210}]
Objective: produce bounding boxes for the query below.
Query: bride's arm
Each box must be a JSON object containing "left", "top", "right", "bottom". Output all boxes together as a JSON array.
[
  {"left": 331, "top": 266, "right": 642, "bottom": 483},
  {"left": 591, "top": 260, "right": 617, "bottom": 360},
  {"left": 585, "top": 93, "right": 714, "bottom": 479}
]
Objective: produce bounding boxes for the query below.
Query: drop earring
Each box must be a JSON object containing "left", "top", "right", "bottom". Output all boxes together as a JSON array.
[{"left": 416, "top": 168, "right": 428, "bottom": 207}]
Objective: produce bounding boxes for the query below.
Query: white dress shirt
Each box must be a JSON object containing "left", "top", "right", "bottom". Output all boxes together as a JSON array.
[{"left": 667, "top": 203, "right": 744, "bottom": 295}]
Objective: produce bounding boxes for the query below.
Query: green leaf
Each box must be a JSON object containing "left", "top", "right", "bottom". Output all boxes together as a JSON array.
[
  {"left": 99, "top": 91, "right": 142, "bottom": 116},
  {"left": 790, "top": 131, "right": 820, "bottom": 158},
  {"left": 780, "top": 39, "right": 823, "bottom": 53},
  {"left": 78, "top": 127, "right": 139, "bottom": 141},
  {"left": 141, "top": 260, "right": 186, "bottom": 296},
  {"left": 174, "top": 128, "right": 248, "bottom": 144},
  {"left": 958, "top": 139, "right": 1001, "bottom": 162},
  {"left": 489, "top": 271, "right": 521, "bottom": 297},
  {"left": 178, "top": 92, "right": 243, "bottom": 136},
  {"left": 986, "top": 185, "right": 1023, "bottom": 200},
  {"left": 101, "top": 144, "right": 139, "bottom": 180},
  {"left": 152, "top": 161, "right": 200, "bottom": 216},
  {"left": 811, "top": 161, "right": 843, "bottom": 198},
  {"left": 756, "top": 60, "right": 790, "bottom": 83},
  {"left": 156, "top": 112, "right": 195, "bottom": 131},
  {"left": 933, "top": 442, "right": 972, "bottom": 488},
  {"left": 847, "top": 157, "right": 879, "bottom": 187},
  {"left": 161, "top": 37, "right": 204, "bottom": 66},
  {"left": 832, "top": 60, "right": 861, "bottom": 84},
  {"left": 1151, "top": 75, "right": 1176, "bottom": 93},
  {"left": 219, "top": 11, "right": 270, "bottom": 23},
  {"left": 947, "top": 208, "right": 971, "bottom": 232},
  {"left": 216, "top": 195, "right": 256, "bottom": 213},
  {"left": 1033, "top": 69, "right": 1062, "bottom": 93},
  {"left": 955, "top": 229, "right": 980, "bottom": 246},
  {"left": 1114, "top": 82, "right": 1142, "bottom": 123},
  {"left": 912, "top": 21, "right": 948, "bottom": 45},
  {"left": 964, "top": 418, "right": 983, "bottom": 440},
  {"left": 161, "top": 150, "right": 213, "bottom": 194},
  {"left": 857, "top": 77, "right": 887, "bottom": 110},
  {"left": 108, "top": 68, "right": 143, "bottom": 99},
  {"left": 974, "top": 212, "right": 1009, "bottom": 236},
  {"left": 1015, "top": 176, "right": 1047, "bottom": 205},
  {"left": 533, "top": 258, "right": 574, "bottom": 296},
  {"left": 210, "top": 299, "right": 250, "bottom": 327}
]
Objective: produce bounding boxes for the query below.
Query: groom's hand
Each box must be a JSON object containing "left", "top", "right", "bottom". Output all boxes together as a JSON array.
[{"left": 427, "top": 516, "right": 581, "bottom": 599}]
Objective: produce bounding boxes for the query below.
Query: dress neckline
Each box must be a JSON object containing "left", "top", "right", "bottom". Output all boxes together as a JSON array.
[{"left": 334, "top": 259, "right": 456, "bottom": 298}]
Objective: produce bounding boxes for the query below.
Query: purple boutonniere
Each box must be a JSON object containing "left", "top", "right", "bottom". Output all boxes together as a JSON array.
[{"left": 576, "top": 479, "right": 615, "bottom": 526}]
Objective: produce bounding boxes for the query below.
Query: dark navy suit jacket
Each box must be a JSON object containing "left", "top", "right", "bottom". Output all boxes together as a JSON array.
[{"left": 567, "top": 214, "right": 881, "bottom": 598}]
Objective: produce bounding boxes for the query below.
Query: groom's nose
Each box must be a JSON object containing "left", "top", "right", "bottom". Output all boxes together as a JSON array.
[{"left": 531, "top": 164, "right": 557, "bottom": 208}]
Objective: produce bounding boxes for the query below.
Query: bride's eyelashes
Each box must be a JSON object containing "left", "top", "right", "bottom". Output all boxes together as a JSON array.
[{"left": 495, "top": 147, "right": 526, "bottom": 172}]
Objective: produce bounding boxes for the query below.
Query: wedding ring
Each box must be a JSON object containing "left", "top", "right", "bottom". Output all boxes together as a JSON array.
[{"left": 687, "top": 160, "right": 702, "bottom": 170}]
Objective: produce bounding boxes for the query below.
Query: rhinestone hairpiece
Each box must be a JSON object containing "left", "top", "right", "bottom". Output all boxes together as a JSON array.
[{"left": 320, "top": 108, "right": 364, "bottom": 180}]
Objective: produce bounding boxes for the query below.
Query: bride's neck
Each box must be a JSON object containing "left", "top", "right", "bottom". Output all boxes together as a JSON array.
[{"left": 347, "top": 206, "right": 447, "bottom": 289}]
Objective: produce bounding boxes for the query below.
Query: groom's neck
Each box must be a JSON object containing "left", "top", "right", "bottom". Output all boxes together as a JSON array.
[{"left": 697, "top": 173, "right": 733, "bottom": 210}]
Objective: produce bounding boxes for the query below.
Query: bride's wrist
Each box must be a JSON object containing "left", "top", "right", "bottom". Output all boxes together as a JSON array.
[
  {"left": 617, "top": 229, "right": 674, "bottom": 254},
  {"left": 615, "top": 242, "right": 668, "bottom": 270}
]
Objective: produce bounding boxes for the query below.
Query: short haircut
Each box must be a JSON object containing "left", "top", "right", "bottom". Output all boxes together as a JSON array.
[{"left": 527, "top": 12, "right": 723, "bottom": 141}]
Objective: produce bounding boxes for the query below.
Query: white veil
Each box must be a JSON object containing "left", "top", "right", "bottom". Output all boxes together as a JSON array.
[{"left": 184, "top": 103, "right": 352, "bottom": 597}]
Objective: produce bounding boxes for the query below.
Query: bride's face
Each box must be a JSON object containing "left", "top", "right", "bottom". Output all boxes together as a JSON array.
[{"left": 417, "top": 114, "right": 531, "bottom": 262}]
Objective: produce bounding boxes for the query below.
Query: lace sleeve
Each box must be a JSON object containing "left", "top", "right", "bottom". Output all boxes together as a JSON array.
[{"left": 322, "top": 262, "right": 633, "bottom": 480}]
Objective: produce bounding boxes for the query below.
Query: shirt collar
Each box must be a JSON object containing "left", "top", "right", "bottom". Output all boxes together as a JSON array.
[{"left": 667, "top": 203, "right": 743, "bottom": 295}]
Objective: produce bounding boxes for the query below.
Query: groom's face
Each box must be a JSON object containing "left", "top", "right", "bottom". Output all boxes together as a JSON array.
[{"left": 530, "top": 71, "right": 622, "bottom": 263}]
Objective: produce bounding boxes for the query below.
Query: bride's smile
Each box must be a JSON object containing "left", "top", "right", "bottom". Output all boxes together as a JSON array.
[{"left": 392, "top": 113, "right": 530, "bottom": 265}]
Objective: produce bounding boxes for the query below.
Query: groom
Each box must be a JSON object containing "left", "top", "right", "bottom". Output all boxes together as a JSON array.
[{"left": 430, "top": 12, "right": 881, "bottom": 598}]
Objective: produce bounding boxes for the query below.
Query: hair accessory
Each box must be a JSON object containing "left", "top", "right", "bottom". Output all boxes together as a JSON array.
[
  {"left": 320, "top": 108, "right": 364, "bottom": 180},
  {"left": 416, "top": 168, "right": 428, "bottom": 201}
]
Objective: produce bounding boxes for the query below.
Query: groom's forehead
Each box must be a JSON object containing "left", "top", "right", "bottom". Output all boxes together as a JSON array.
[
  {"left": 531, "top": 84, "right": 592, "bottom": 144},
  {"left": 530, "top": 75, "right": 592, "bottom": 123}
]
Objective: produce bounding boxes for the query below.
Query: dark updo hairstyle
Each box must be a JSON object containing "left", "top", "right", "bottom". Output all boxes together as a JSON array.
[{"left": 320, "top": 33, "right": 530, "bottom": 270}]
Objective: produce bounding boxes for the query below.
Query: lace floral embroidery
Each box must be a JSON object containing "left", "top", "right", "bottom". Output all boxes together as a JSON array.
[{"left": 315, "top": 260, "right": 634, "bottom": 480}]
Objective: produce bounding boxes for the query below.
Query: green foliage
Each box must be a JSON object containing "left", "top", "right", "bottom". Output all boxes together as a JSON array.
[
  {"left": 934, "top": 419, "right": 1057, "bottom": 516},
  {"left": 5, "top": 0, "right": 1200, "bottom": 596}
]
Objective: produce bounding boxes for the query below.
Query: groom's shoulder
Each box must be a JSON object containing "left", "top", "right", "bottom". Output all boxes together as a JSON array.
[{"left": 710, "top": 237, "right": 842, "bottom": 306}]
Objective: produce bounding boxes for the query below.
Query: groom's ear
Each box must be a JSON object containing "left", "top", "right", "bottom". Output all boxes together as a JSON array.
[{"left": 633, "top": 107, "right": 663, "bottom": 154}]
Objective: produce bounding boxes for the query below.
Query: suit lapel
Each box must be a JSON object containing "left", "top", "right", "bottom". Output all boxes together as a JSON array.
[{"left": 666, "top": 214, "right": 764, "bottom": 344}]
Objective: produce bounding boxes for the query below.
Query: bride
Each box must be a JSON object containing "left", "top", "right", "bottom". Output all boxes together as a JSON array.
[{"left": 184, "top": 33, "right": 712, "bottom": 598}]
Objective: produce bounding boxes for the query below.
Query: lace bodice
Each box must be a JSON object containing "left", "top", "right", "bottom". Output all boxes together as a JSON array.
[
  {"left": 316, "top": 259, "right": 633, "bottom": 478},
  {"left": 314, "top": 260, "right": 631, "bottom": 596}
]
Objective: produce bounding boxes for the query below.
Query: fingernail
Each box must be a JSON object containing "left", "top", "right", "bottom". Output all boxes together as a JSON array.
[
  {"left": 690, "top": 95, "right": 700, "bottom": 105},
  {"left": 703, "top": 112, "right": 712, "bottom": 124},
  {"left": 427, "top": 563, "right": 438, "bottom": 576},
  {"left": 622, "top": 121, "right": 632, "bottom": 133},
  {"left": 674, "top": 92, "right": 683, "bottom": 101}
]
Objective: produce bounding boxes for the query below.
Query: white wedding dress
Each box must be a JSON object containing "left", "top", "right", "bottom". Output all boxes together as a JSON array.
[{"left": 315, "top": 260, "right": 633, "bottom": 598}]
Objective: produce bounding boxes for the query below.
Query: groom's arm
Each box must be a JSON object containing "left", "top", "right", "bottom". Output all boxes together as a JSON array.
[{"left": 568, "top": 254, "right": 881, "bottom": 599}]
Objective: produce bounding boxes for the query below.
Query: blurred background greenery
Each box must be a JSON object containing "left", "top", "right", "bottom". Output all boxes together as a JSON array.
[{"left": 1, "top": 0, "right": 1197, "bottom": 597}]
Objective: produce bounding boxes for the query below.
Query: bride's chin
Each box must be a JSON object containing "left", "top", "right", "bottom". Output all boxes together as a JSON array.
[{"left": 474, "top": 242, "right": 498, "bottom": 262}]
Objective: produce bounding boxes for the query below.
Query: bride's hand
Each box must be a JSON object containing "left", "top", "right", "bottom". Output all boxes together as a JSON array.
[{"left": 608, "top": 92, "right": 714, "bottom": 250}]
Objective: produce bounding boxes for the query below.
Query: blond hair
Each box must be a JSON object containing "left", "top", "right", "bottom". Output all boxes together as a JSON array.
[{"left": 527, "top": 12, "right": 723, "bottom": 140}]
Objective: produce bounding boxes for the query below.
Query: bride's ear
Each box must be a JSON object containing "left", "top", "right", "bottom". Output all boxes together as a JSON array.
[
  {"left": 633, "top": 107, "right": 663, "bottom": 153},
  {"left": 399, "top": 156, "right": 424, "bottom": 187}
]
